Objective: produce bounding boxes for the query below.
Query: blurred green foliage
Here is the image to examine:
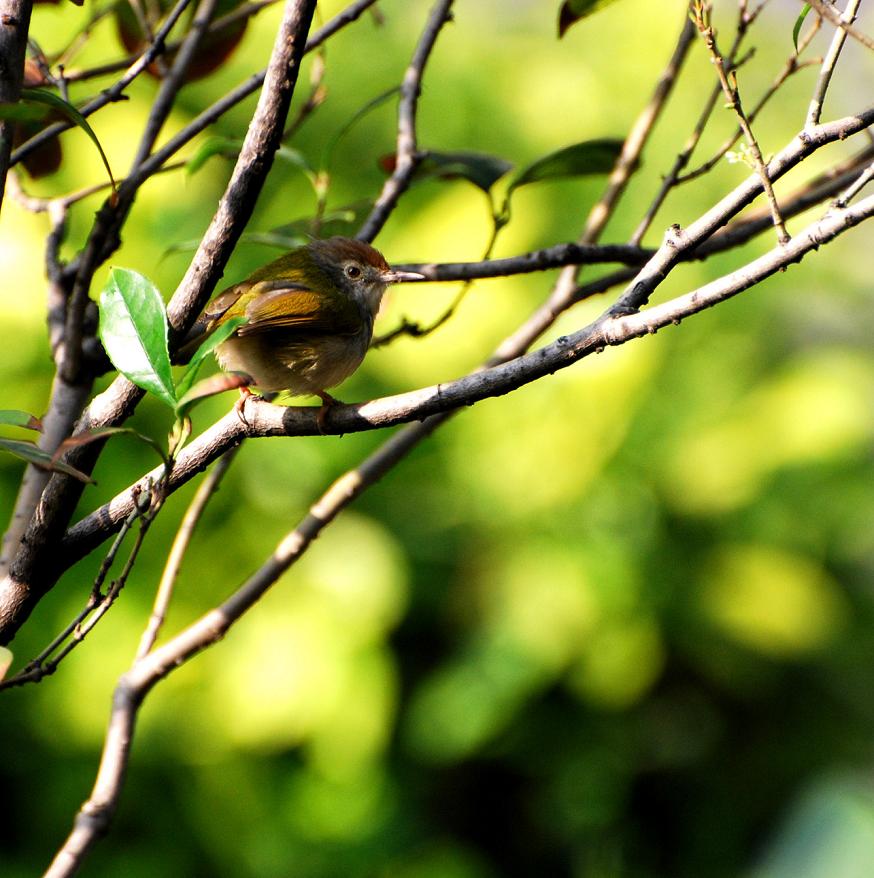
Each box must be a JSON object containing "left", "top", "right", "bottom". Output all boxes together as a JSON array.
[{"left": 3, "top": 1, "right": 874, "bottom": 876}]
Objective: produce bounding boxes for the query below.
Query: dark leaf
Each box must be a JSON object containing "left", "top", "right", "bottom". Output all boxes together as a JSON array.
[
  {"left": 508, "top": 138, "right": 624, "bottom": 193},
  {"left": 99, "top": 268, "right": 177, "bottom": 409},
  {"left": 558, "top": 0, "right": 623, "bottom": 38},
  {"left": 0, "top": 438, "right": 95, "bottom": 483},
  {"left": 20, "top": 89, "right": 116, "bottom": 192},
  {"left": 403, "top": 150, "right": 513, "bottom": 193}
]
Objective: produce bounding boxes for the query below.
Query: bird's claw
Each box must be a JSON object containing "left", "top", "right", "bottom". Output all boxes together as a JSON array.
[
  {"left": 235, "top": 387, "right": 256, "bottom": 427},
  {"left": 315, "top": 391, "right": 339, "bottom": 434}
]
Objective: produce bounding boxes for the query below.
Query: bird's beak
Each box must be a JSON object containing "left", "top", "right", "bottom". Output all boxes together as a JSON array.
[{"left": 383, "top": 268, "right": 425, "bottom": 284}]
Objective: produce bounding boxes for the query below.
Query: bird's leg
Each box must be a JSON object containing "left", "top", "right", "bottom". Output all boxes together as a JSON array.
[
  {"left": 315, "top": 391, "right": 339, "bottom": 434},
  {"left": 234, "top": 387, "right": 257, "bottom": 427}
]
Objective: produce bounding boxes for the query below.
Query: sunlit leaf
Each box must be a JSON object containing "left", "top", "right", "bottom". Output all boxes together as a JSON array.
[
  {"left": 793, "top": 3, "right": 812, "bottom": 52},
  {"left": 0, "top": 438, "right": 95, "bottom": 483},
  {"left": 175, "top": 316, "right": 248, "bottom": 401},
  {"left": 508, "top": 138, "right": 624, "bottom": 193},
  {"left": 558, "top": 0, "right": 623, "bottom": 38},
  {"left": 175, "top": 372, "right": 251, "bottom": 418},
  {"left": 99, "top": 268, "right": 177, "bottom": 409},
  {"left": 20, "top": 89, "right": 116, "bottom": 192},
  {"left": 0, "top": 410, "right": 42, "bottom": 431}
]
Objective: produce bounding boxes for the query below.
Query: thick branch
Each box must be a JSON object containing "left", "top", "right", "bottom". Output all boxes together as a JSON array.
[
  {"left": 0, "top": 0, "right": 318, "bottom": 645},
  {"left": 0, "top": 0, "right": 33, "bottom": 211},
  {"left": 61, "top": 187, "right": 874, "bottom": 566}
]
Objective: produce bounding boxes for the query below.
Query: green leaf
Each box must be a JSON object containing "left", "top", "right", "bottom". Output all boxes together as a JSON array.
[
  {"left": 0, "top": 410, "right": 42, "bottom": 431},
  {"left": 792, "top": 3, "right": 812, "bottom": 53},
  {"left": 0, "top": 102, "right": 50, "bottom": 123},
  {"left": 185, "top": 135, "right": 241, "bottom": 176},
  {"left": 20, "top": 89, "right": 116, "bottom": 192},
  {"left": 408, "top": 150, "right": 513, "bottom": 193},
  {"left": 558, "top": 0, "right": 623, "bottom": 38},
  {"left": 508, "top": 138, "right": 624, "bottom": 193},
  {"left": 0, "top": 438, "right": 95, "bottom": 483},
  {"left": 175, "top": 372, "right": 251, "bottom": 419},
  {"left": 99, "top": 268, "right": 177, "bottom": 409},
  {"left": 175, "top": 316, "right": 248, "bottom": 402}
]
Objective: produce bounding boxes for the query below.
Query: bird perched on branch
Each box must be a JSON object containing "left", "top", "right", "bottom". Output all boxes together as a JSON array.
[{"left": 179, "top": 236, "right": 423, "bottom": 425}]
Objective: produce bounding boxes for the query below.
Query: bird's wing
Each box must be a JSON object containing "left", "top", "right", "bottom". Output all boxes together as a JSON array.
[{"left": 235, "top": 280, "right": 363, "bottom": 337}]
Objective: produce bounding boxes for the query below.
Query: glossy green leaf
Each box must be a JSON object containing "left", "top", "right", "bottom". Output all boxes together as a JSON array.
[
  {"left": 175, "top": 316, "right": 248, "bottom": 402},
  {"left": 558, "top": 0, "right": 623, "bottom": 38},
  {"left": 0, "top": 410, "right": 42, "bottom": 431},
  {"left": 793, "top": 4, "right": 812, "bottom": 53},
  {"left": 175, "top": 372, "right": 251, "bottom": 419},
  {"left": 99, "top": 268, "right": 177, "bottom": 409},
  {"left": 0, "top": 438, "right": 95, "bottom": 483},
  {"left": 508, "top": 138, "right": 624, "bottom": 193},
  {"left": 21, "top": 89, "right": 116, "bottom": 192}
]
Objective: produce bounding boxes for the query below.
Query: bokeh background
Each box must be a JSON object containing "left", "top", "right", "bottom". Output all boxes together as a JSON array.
[{"left": 3, "top": 0, "right": 874, "bottom": 875}]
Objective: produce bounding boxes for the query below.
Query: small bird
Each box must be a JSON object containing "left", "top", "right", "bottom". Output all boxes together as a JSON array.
[{"left": 179, "top": 236, "right": 423, "bottom": 424}]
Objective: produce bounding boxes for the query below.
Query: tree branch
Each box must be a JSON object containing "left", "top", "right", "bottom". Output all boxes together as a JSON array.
[
  {"left": 0, "top": 0, "right": 33, "bottom": 211},
  {"left": 0, "top": 0, "right": 319, "bottom": 646}
]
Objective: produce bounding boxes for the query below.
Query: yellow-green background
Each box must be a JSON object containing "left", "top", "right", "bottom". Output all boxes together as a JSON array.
[{"left": 3, "top": 1, "right": 874, "bottom": 875}]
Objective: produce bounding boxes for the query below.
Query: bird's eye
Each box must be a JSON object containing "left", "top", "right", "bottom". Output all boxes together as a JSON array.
[{"left": 345, "top": 264, "right": 362, "bottom": 279}]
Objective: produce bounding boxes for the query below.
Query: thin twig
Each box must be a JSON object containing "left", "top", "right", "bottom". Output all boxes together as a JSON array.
[
  {"left": 356, "top": 0, "right": 455, "bottom": 243},
  {"left": 673, "top": 25, "right": 821, "bottom": 188},
  {"left": 136, "top": 446, "right": 239, "bottom": 659},
  {"left": 806, "top": 0, "right": 874, "bottom": 51},
  {"left": 0, "top": 488, "right": 152, "bottom": 691},
  {"left": 132, "top": 0, "right": 219, "bottom": 168},
  {"left": 9, "top": 0, "right": 194, "bottom": 170},
  {"left": 551, "top": 7, "right": 696, "bottom": 308},
  {"left": 834, "top": 159, "right": 874, "bottom": 205},
  {"left": 806, "top": 0, "right": 863, "bottom": 128},
  {"left": 692, "top": 0, "right": 790, "bottom": 244}
]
